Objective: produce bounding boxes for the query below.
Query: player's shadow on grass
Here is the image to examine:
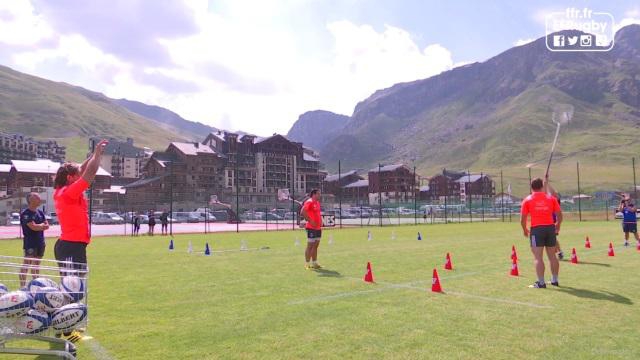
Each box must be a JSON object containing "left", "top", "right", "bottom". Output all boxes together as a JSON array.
[
  {"left": 555, "top": 287, "right": 632, "bottom": 305},
  {"left": 314, "top": 268, "right": 342, "bottom": 278}
]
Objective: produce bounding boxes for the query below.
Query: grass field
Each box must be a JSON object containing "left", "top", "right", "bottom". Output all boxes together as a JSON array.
[{"left": 0, "top": 221, "right": 638, "bottom": 359}]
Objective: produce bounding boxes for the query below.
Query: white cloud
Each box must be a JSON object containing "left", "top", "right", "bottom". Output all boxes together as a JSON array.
[
  {"left": 614, "top": 8, "right": 640, "bottom": 33},
  {"left": 0, "top": 1, "right": 53, "bottom": 46},
  {"left": 0, "top": 0, "right": 456, "bottom": 137}
]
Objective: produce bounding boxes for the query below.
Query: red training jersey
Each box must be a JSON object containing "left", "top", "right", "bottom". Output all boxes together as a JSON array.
[
  {"left": 521, "top": 192, "right": 560, "bottom": 228},
  {"left": 54, "top": 177, "right": 90, "bottom": 243},
  {"left": 302, "top": 199, "right": 322, "bottom": 230}
]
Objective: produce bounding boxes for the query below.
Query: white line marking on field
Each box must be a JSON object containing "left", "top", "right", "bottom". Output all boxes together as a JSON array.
[
  {"left": 290, "top": 271, "right": 550, "bottom": 309},
  {"left": 444, "top": 290, "right": 553, "bottom": 309},
  {"left": 83, "top": 334, "right": 116, "bottom": 360},
  {"left": 289, "top": 272, "right": 476, "bottom": 305}
]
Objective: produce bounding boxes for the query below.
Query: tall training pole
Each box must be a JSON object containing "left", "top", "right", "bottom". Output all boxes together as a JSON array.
[{"left": 88, "top": 139, "right": 95, "bottom": 236}]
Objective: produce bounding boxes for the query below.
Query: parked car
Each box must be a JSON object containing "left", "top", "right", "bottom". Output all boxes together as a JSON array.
[
  {"left": 46, "top": 212, "right": 59, "bottom": 225},
  {"left": 172, "top": 212, "right": 200, "bottom": 223},
  {"left": 263, "top": 212, "right": 283, "bottom": 221},
  {"left": 92, "top": 212, "right": 124, "bottom": 224},
  {"left": 7, "top": 212, "right": 20, "bottom": 226}
]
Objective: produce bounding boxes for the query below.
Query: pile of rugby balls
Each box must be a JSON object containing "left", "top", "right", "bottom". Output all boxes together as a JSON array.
[{"left": 0, "top": 276, "right": 87, "bottom": 335}]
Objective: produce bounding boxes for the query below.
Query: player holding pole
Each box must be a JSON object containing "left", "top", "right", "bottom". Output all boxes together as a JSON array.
[{"left": 521, "top": 177, "right": 563, "bottom": 288}]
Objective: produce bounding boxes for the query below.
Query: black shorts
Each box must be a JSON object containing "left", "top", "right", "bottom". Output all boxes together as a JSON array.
[
  {"left": 306, "top": 229, "right": 322, "bottom": 242},
  {"left": 24, "top": 243, "right": 46, "bottom": 258},
  {"left": 623, "top": 223, "right": 637, "bottom": 233},
  {"left": 530, "top": 225, "right": 557, "bottom": 248},
  {"left": 54, "top": 239, "right": 88, "bottom": 270}
]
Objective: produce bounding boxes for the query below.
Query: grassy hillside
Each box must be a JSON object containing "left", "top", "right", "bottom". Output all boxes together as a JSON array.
[
  {"left": 0, "top": 65, "right": 189, "bottom": 162},
  {"left": 317, "top": 26, "right": 640, "bottom": 195}
]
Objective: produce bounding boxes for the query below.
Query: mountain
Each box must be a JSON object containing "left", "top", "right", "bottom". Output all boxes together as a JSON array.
[
  {"left": 113, "top": 98, "right": 217, "bottom": 140},
  {"left": 295, "top": 25, "right": 640, "bottom": 193},
  {"left": 286, "top": 110, "right": 349, "bottom": 150},
  {"left": 0, "top": 65, "right": 203, "bottom": 162}
]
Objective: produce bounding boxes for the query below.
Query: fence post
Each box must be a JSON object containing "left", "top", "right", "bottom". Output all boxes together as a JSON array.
[
  {"left": 378, "top": 164, "right": 382, "bottom": 227},
  {"left": 500, "top": 170, "right": 504, "bottom": 222},
  {"left": 414, "top": 165, "right": 418, "bottom": 225},
  {"left": 577, "top": 161, "right": 582, "bottom": 222},
  {"left": 633, "top": 157, "right": 637, "bottom": 200}
]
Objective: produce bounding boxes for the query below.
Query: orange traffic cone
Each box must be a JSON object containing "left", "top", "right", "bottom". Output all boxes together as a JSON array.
[
  {"left": 510, "top": 258, "right": 519, "bottom": 276},
  {"left": 608, "top": 242, "right": 615, "bottom": 257},
  {"left": 636, "top": 241, "right": 640, "bottom": 251},
  {"left": 363, "top": 262, "right": 374, "bottom": 283},
  {"left": 585, "top": 236, "right": 591, "bottom": 249},
  {"left": 431, "top": 268, "right": 443, "bottom": 292},
  {"left": 511, "top": 245, "right": 518, "bottom": 261},
  {"left": 570, "top": 248, "right": 579, "bottom": 264},
  {"left": 444, "top": 253, "right": 453, "bottom": 270}
]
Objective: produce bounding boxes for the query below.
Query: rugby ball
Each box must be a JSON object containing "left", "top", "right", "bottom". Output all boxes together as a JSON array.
[
  {"left": 0, "top": 283, "right": 8, "bottom": 296},
  {"left": 28, "top": 277, "right": 59, "bottom": 295},
  {"left": 60, "top": 275, "right": 85, "bottom": 302},
  {"left": 51, "top": 303, "right": 87, "bottom": 332},
  {"left": 14, "top": 309, "right": 51, "bottom": 334},
  {"left": 0, "top": 291, "right": 34, "bottom": 317},
  {"left": 34, "top": 287, "right": 66, "bottom": 313}
]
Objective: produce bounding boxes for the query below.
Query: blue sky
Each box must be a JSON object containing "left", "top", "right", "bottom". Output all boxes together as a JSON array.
[{"left": 0, "top": 0, "right": 638, "bottom": 135}]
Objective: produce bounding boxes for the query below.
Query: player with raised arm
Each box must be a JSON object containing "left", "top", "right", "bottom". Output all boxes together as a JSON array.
[
  {"left": 521, "top": 177, "right": 563, "bottom": 288},
  {"left": 300, "top": 189, "right": 322, "bottom": 270},
  {"left": 53, "top": 139, "right": 107, "bottom": 270}
]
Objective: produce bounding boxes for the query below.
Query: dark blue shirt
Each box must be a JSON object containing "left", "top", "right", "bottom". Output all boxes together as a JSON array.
[
  {"left": 20, "top": 208, "right": 46, "bottom": 248},
  {"left": 622, "top": 207, "right": 637, "bottom": 223}
]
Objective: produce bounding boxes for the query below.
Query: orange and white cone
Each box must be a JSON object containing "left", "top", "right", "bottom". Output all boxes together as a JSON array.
[
  {"left": 431, "top": 268, "right": 443, "bottom": 292},
  {"left": 444, "top": 253, "right": 453, "bottom": 270},
  {"left": 570, "top": 248, "right": 579, "bottom": 264},
  {"left": 511, "top": 245, "right": 518, "bottom": 261},
  {"left": 510, "top": 258, "right": 519, "bottom": 276},
  {"left": 363, "top": 262, "right": 374, "bottom": 283}
]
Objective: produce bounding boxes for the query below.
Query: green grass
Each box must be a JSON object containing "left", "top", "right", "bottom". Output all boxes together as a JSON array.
[{"left": 0, "top": 221, "right": 639, "bottom": 359}]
